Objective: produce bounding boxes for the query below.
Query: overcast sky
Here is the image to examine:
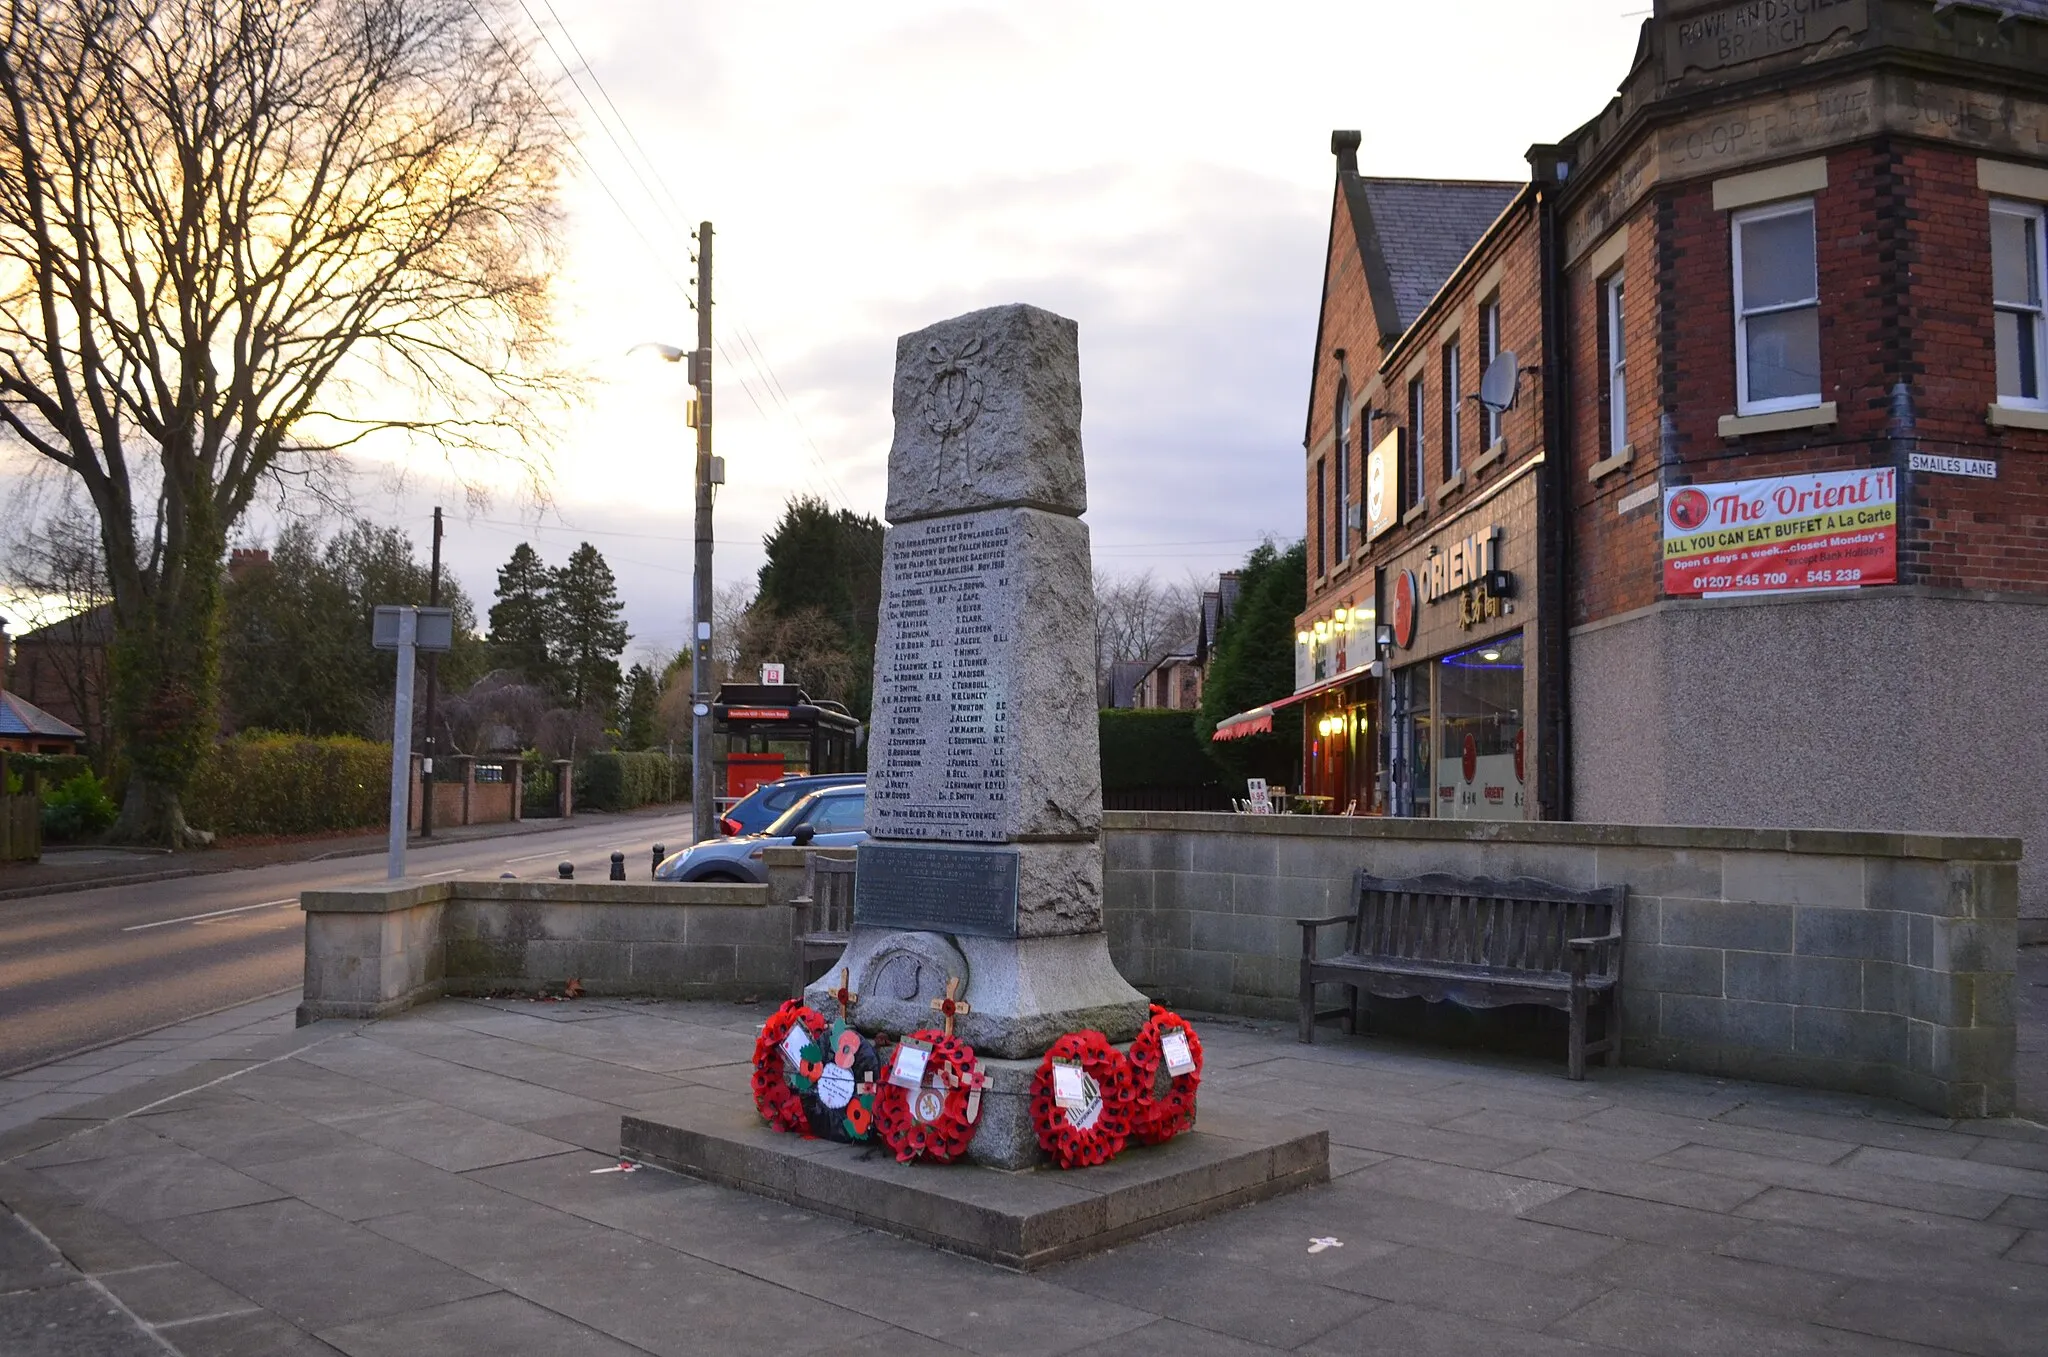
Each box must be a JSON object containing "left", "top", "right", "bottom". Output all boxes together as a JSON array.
[{"left": 2, "top": 2, "right": 1645, "bottom": 661}]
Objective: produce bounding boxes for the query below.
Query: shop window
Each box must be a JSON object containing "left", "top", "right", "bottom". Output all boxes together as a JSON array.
[
  {"left": 1732, "top": 200, "right": 1821, "bottom": 414},
  {"left": 1388, "top": 663, "right": 1431, "bottom": 818},
  {"left": 1992, "top": 200, "right": 2047, "bottom": 406},
  {"left": 1404, "top": 375, "right": 1425, "bottom": 511},
  {"left": 1602, "top": 272, "right": 1627, "bottom": 455},
  {"left": 1442, "top": 340, "right": 1462, "bottom": 478},
  {"left": 1479, "top": 296, "right": 1503, "bottom": 448},
  {"left": 1334, "top": 379, "right": 1352, "bottom": 556},
  {"left": 1433, "top": 634, "right": 1524, "bottom": 821}
]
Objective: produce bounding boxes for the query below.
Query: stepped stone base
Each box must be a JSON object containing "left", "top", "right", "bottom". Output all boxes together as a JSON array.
[{"left": 620, "top": 1100, "right": 1327, "bottom": 1271}]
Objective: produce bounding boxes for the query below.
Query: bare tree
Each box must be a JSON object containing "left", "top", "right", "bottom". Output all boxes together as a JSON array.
[
  {"left": 1093, "top": 569, "right": 1202, "bottom": 702},
  {"left": 0, "top": 0, "right": 573, "bottom": 844},
  {"left": 1, "top": 492, "right": 114, "bottom": 764}
]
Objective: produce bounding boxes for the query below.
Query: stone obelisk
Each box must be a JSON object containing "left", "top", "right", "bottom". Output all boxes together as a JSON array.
[{"left": 806, "top": 303, "right": 1149, "bottom": 1167}]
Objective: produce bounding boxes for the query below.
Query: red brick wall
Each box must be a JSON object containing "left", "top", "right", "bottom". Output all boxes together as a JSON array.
[{"left": 1567, "top": 139, "right": 2048, "bottom": 628}]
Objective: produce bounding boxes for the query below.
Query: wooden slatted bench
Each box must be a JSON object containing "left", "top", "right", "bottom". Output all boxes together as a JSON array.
[{"left": 1296, "top": 872, "right": 1628, "bottom": 1079}]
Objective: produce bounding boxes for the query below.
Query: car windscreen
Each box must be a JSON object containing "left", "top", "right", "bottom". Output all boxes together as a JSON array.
[
  {"left": 763, "top": 791, "right": 826, "bottom": 837},
  {"left": 764, "top": 790, "right": 863, "bottom": 837}
]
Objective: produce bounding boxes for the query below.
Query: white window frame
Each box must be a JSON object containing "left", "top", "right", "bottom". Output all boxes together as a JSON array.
[
  {"left": 1732, "top": 199, "right": 1822, "bottom": 416},
  {"left": 1478, "top": 297, "right": 1502, "bottom": 448},
  {"left": 1442, "top": 339, "right": 1463, "bottom": 477},
  {"left": 1602, "top": 272, "right": 1627, "bottom": 456},
  {"left": 1992, "top": 198, "right": 2048, "bottom": 408}
]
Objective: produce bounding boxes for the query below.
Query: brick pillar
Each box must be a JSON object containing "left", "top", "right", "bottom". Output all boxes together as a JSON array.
[
  {"left": 452, "top": 755, "right": 476, "bottom": 825},
  {"left": 511, "top": 760, "right": 524, "bottom": 822},
  {"left": 553, "top": 759, "right": 574, "bottom": 818}
]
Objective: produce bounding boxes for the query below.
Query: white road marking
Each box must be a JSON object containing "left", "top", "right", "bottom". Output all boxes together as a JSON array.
[
  {"left": 123, "top": 899, "right": 297, "bottom": 931},
  {"left": 501, "top": 851, "right": 561, "bottom": 865},
  {"left": 417, "top": 868, "right": 464, "bottom": 878}
]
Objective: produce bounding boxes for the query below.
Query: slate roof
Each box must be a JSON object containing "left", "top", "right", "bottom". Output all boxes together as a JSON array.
[
  {"left": 0, "top": 690, "right": 85, "bottom": 742},
  {"left": 1351, "top": 178, "right": 1521, "bottom": 334}
]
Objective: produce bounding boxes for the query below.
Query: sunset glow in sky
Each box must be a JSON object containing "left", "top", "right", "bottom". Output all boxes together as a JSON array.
[{"left": 2, "top": 2, "right": 1645, "bottom": 659}]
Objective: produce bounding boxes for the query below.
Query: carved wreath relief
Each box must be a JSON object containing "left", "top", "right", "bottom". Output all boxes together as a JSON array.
[{"left": 919, "top": 334, "right": 985, "bottom": 492}]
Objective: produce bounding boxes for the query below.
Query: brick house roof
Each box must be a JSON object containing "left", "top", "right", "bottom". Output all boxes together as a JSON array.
[{"left": 1350, "top": 178, "right": 1520, "bottom": 334}]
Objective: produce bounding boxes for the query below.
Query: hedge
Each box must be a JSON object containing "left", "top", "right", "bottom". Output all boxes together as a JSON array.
[
  {"left": 1098, "top": 709, "right": 1221, "bottom": 791},
  {"left": 184, "top": 733, "right": 388, "bottom": 837},
  {"left": 574, "top": 751, "right": 689, "bottom": 812}
]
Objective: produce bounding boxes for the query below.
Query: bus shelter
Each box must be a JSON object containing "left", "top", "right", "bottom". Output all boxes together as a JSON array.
[{"left": 710, "top": 683, "right": 863, "bottom": 806}]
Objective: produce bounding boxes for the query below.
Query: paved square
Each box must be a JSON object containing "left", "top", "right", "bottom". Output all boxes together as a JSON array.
[{"left": 1, "top": 972, "right": 2045, "bottom": 1355}]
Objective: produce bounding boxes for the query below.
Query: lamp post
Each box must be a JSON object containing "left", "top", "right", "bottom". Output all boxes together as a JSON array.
[{"left": 632, "top": 221, "right": 717, "bottom": 844}]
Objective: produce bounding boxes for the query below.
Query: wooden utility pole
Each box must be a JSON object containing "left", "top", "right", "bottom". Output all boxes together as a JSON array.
[{"left": 691, "top": 223, "right": 716, "bottom": 844}]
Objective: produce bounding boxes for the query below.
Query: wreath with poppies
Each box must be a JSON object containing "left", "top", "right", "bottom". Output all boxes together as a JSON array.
[
  {"left": 1126, "top": 1004, "right": 1204, "bottom": 1145},
  {"left": 1030, "top": 1030, "right": 1136, "bottom": 1169},
  {"left": 788, "top": 1018, "right": 883, "bottom": 1143},
  {"left": 751, "top": 1000, "right": 829, "bottom": 1134},
  {"left": 873, "top": 1029, "right": 986, "bottom": 1164}
]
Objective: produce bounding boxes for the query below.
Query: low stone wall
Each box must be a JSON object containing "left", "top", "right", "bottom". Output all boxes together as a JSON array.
[
  {"left": 1099, "top": 811, "right": 2020, "bottom": 1118},
  {"left": 298, "top": 878, "right": 787, "bottom": 1021}
]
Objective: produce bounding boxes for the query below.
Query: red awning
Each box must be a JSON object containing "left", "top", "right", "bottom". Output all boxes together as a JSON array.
[
  {"left": 1211, "top": 707, "right": 1273, "bottom": 741},
  {"left": 1270, "top": 664, "right": 1377, "bottom": 711}
]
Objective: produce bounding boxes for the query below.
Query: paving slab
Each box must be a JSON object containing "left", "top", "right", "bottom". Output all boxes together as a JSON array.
[{"left": 1, "top": 992, "right": 2046, "bottom": 1356}]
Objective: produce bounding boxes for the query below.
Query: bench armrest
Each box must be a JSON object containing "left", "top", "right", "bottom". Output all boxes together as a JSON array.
[
  {"left": 1295, "top": 914, "right": 1354, "bottom": 930},
  {"left": 1567, "top": 929, "right": 1623, "bottom": 983},
  {"left": 1297, "top": 913, "right": 1354, "bottom": 962}
]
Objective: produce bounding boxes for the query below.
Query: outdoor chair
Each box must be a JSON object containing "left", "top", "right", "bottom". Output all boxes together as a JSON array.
[{"left": 792, "top": 852, "right": 857, "bottom": 997}]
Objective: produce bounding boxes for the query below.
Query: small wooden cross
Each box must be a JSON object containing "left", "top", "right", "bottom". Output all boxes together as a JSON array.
[
  {"left": 829, "top": 968, "right": 858, "bottom": 1023},
  {"left": 930, "top": 976, "right": 970, "bottom": 1037},
  {"left": 958, "top": 1060, "right": 989, "bottom": 1120}
]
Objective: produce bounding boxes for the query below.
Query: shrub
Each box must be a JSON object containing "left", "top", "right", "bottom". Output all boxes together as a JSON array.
[
  {"left": 40, "top": 770, "right": 118, "bottom": 841},
  {"left": 184, "top": 733, "right": 389, "bottom": 836},
  {"left": 575, "top": 750, "right": 683, "bottom": 812},
  {"left": 1098, "top": 709, "right": 1220, "bottom": 792}
]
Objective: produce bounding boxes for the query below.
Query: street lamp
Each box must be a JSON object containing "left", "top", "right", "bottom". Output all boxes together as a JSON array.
[{"left": 631, "top": 220, "right": 717, "bottom": 844}]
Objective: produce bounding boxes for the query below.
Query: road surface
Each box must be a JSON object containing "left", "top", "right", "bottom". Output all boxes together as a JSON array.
[{"left": 0, "top": 811, "right": 698, "bottom": 1075}]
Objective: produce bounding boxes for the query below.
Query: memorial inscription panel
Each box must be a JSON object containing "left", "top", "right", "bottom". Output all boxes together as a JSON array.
[
  {"left": 867, "top": 510, "right": 1016, "bottom": 842},
  {"left": 853, "top": 843, "right": 1021, "bottom": 937}
]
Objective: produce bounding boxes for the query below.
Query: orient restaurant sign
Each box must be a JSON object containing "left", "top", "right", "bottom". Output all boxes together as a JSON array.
[
  {"left": 1364, "top": 428, "right": 1400, "bottom": 541},
  {"left": 1422, "top": 525, "right": 1510, "bottom": 633},
  {"left": 1662, "top": 467, "right": 1896, "bottom": 597}
]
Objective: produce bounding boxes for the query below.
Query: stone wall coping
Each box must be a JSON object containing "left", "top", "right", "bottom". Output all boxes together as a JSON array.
[
  {"left": 760, "top": 846, "right": 858, "bottom": 868},
  {"left": 301, "top": 878, "right": 771, "bottom": 914},
  {"left": 1099, "top": 811, "right": 2022, "bottom": 863}
]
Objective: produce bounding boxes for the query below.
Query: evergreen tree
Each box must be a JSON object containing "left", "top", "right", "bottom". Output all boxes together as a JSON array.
[
  {"left": 620, "top": 663, "right": 659, "bottom": 748},
  {"left": 219, "top": 518, "right": 483, "bottom": 737},
  {"left": 753, "top": 495, "right": 885, "bottom": 715},
  {"left": 1196, "top": 539, "right": 1308, "bottom": 785},
  {"left": 552, "top": 542, "right": 630, "bottom": 716},
  {"left": 488, "top": 543, "right": 558, "bottom": 690}
]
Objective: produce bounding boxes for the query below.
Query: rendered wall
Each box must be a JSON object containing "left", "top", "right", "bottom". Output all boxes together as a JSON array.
[
  {"left": 1099, "top": 810, "right": 2019, "bottom": 1118},
  {"left": 1571, "top": 588, "right": 2048, "bottom": 941}
]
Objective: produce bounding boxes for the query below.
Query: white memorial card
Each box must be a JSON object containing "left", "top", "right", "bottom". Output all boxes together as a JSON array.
[
  {"left": 1161, "top": 1029, "right": 1196, "bottom": 1076},
  {"left": 779, "top": 1026, "right": 811, "bottom": 1069},
  {"left": 1052, "top": 1061, "right": 1088, "bottom": 1110},
  {"left": 890, "top": 1041, "right": 931, "bottom": 1090}
]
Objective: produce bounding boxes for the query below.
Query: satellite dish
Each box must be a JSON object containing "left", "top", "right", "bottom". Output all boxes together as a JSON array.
[{"left": 1478, "top": 349, "right": 1520, "bottom": 413}]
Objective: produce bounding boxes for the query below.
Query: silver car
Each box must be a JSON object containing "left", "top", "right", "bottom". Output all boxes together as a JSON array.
[{"left": 653, "top": 785, "right": 867, "bottom": 884}]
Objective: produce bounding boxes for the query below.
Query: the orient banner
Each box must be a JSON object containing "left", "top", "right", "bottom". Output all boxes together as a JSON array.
[{"left": 1661, "top": 466, "right": 1896, "bottom": 597}]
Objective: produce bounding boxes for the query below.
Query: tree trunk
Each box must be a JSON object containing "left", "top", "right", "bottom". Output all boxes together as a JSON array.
[{"left": 105, "top": 525, "right": 225, "bottom": 850}]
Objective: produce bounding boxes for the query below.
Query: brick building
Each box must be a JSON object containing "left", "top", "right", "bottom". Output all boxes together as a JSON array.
[{"left": 1252, "top": 0, "right": 2048, "bottom": 931}]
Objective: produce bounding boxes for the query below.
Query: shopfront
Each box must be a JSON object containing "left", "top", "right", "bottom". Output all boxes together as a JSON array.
[
  {"left": 1377, "top": 471, "right": 1539, "bottom": 820},
  {"left": 1290, "top": 601, "right": 1378, "bottom": 814}
]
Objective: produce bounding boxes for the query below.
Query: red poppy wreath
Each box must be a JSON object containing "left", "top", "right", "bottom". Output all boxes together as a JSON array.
[
  {"left": 1126, "top": 1004, "right": 1204, "bottom": 1145},
  {"left": 873, "top": 1029, "right": 986, "bottom": 1164},
  {"left": 1030, "top": 1030, "right": 1136, "bottom": 1169},
  {"left": 751, "top": 1000, "right": 829, "bottom": 1134}
]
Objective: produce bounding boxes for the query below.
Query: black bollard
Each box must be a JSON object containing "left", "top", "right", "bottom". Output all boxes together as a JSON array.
[
  {"left": 651, "top": 844, "right": 665, "bottom": 879},
  {"left": 609, "top": 851, "right": 626, "bottom": 882},
  {"left": 558, "top": 861, "right": 574, "bottom": 880}
]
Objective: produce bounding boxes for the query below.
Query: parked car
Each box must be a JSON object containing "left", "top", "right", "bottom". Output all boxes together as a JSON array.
[
  {"left": 655, "top": 785, "right": 868, "bottom": 884},
  {"left": 718, "top": 773, "right": 865, "bottom": 836}
]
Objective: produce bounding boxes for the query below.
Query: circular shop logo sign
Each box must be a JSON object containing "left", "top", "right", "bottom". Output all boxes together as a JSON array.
[
  {"left": 1391, "top": 570, "right": 1418, "bottom": 649},
  {"left": 1667, "top": 487, "right": 1711, "bottom": 532}
]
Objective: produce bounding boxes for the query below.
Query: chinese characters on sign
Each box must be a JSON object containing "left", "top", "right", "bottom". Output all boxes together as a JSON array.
[{"left": 1662, "top": 467, "right": 1896, "bottom": 597}]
